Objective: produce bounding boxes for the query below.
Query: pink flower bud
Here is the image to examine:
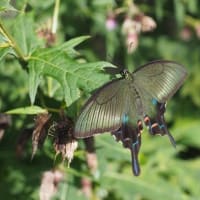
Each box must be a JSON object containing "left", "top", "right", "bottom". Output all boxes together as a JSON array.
[
  {"left": 86, "top": 152, "right": 98, "bottom": 173},
  {"left": 106, "top": 16, "right": 117, "bottom": 31},
  {"left": 126, "top": 33, "right": 139, "bottom": 53},
  {"left": 81, "top": 177, "right": 92, "bottom": 198},
  {"left": 180, "top": 27, "right": 192, "bottom": 41},
  {"left": 141, "top": 15, "right": 156, "bottom": 32},
  {"left": 195, "top": 23, "right": 200, "bottom": 38},
  {"left": 122, "top": 17, "right": 141, "bottom": 35}
]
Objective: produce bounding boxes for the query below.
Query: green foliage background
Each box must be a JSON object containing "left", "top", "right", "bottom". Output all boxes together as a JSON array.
[{"left": 0, "top": 0, "right": 200, "bottom": 199}]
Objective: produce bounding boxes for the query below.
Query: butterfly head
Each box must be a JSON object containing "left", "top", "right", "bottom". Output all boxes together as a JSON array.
[{"left": 121, "top": 69, "right": 134, "bottom": 80}]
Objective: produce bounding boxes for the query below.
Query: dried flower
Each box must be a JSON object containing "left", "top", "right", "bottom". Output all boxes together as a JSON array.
[
  {"left": 37, "top": 28, "right": 56, "bottom": 46},
  {"left": 55, "top": 139, "right": 78, "bottom": 166},
  {"left": 53, "top": 116, "right": 78, "bottom": 166},
  {"left": 32, "top": 113, "right": 51, "bottom": 159}
]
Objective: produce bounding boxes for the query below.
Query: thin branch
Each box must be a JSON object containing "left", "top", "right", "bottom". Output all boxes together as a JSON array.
[
  {"left": 0, "top": 20, "right": 26, "bottom": 61},
  {"left": 52, "top": 0, "right": 60, "bottom": 34}
]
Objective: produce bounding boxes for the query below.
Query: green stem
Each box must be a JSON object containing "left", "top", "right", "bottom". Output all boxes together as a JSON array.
[
  {"left": 0, "top": 20, "right": 26, "bottom": 61},
  {"left": 52, "top": 0, "right": 60, "bottom": 34},
  {"left": 47, "top": 76, "right": 53, "bottom": 97}
]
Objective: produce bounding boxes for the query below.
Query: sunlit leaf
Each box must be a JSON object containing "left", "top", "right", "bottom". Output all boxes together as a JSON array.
[
  {"left": 6, "top": 106, "right": 47, "bottom": 115},
  {"left": 28, "top": 45, "right": 117, "bottom": 106}
]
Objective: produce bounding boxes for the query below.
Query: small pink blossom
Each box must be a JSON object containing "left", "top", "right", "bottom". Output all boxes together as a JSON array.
[
  {"left": 39, "top": 170, "right": 64, "bottom": 200},
  {"left": 122, "top": 17, "right": 141, "bottom": 35},
  {"left": 140, "top": 15, "right": 157, "bottom": 32},
  {"left": 126, "top": 33, "right": 139, "bottom": 53},
  {"left": 195, "top": 23, "right": 200, "bottom": 38},
  {"left": 180, "top": 27, "right": 192, "bottom": 41},
  {"left": 86, "top": 152, "right": 98, "bottom": 173},
  {"left": 81, "top": 177, "right": 92, "bottom": 198},
  {"left": 106, "top": 17, "right": 117, "bottom": 31}
]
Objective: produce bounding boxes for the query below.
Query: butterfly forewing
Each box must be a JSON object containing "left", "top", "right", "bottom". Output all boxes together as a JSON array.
[
  {"left": 133, "top": 61, "right": 187, "bottom": 102},
  {"left": 74, "top": 79, "right": 128, "bottom": 138}
]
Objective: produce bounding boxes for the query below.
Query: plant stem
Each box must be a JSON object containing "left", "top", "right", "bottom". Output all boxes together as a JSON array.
[
  {"left": 52, "top": 0, "right": 60, "bottom": 34},
  {"left": 0, "top": 20, "right": 26, "bottom": 61}
]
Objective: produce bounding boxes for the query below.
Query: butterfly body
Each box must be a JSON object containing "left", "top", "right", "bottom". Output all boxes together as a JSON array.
[{"left": 74, "top": 60, "right": 187, "bottom": 176}]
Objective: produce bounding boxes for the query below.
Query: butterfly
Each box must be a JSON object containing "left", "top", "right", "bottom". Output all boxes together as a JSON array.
[{"left": 73, "top": 60, "right": 187, "bottom": 176}]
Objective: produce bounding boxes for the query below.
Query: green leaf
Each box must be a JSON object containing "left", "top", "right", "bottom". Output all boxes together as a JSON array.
[
  {"left": 0, "top": 32, "right": 13, "bottom": 60},
  {"left": 28, "top": 45, "right": 117, "bottom": 106},
  {"left": 174, "top": 118, "right": 200, "bottom": 147},
  {"left": 187, "top": 0, "right": 198, "bottom": 14},
  {"left": 11, "top": 12, "right": 42, "bottom": 56},
  {"left": 173, "top": 0, "right": 185, "bottom": 27},
  {"left": 155, "top": 0, "right": 166, "bottom": 20},
  {"left": 94, "top": 132, "right": 200, "bottom": 200},
  {"left": 60, "top": 35, "right": 90, "bottom": 50},
  {"left": 0, "top": 0, "right": 17, "bottom": 12},
  {"left": 55, "top": 35, "right": 91, "bottom": 58},
  {"left": 6, "top": 105, "right": 47, "bottom": 114},
  {"left": 0, "top": 46, "right": 12, "bottom": 60}
]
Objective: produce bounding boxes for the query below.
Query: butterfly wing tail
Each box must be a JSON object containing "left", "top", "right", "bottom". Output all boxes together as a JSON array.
[
  {"left": 144, "top": 102, "right": 176, "bottom": 148},
  {"left": 157, "top": 103, "right": 176, "bottom": 147},
  {"left": 112, "top": 119, "right": 142, "bottom": 176},
  {"left": 130, "top": 140, "right": 141, "bottom": 176},
  {"left": 161, "top": 124, "right": 176, "bottom": 148}
]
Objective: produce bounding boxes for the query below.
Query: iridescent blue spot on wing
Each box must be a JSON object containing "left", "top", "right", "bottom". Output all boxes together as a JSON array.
[
  {"left": 122, "top": 114, "right": 129, "bottom": 124},
  {"left": 159, "top": 124, "right": 165, "bottom": 129},
  {"left": 152, "top": 98, "right": 158, "bottom": 105},
  {"left": 132, "top": 140, "right": 139, "bottom": 148}
]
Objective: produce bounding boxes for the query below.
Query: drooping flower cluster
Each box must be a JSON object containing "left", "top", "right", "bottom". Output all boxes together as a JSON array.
[
  {"left": 105, "top": 3, "right": 157, "bottom": 53},
  {"left": 122, "top": 14, "right": 156, "bottom": 53}
]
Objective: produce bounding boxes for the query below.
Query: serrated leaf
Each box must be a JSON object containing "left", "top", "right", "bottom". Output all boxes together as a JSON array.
[
  {"left": 60, "top": 35, "right": 90, "bottom": 50},
  {"left": 28, "top": 46, "right": 117, "bottom": 106},
  {"left": 11, "top": 13, "right": 42, "bottom": 56},
  {"left": 6, "top": 105, "right": 47, "bottom": 115},
  {"left": 59, "top": 35, "right": 90, "bottom": 57}
]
